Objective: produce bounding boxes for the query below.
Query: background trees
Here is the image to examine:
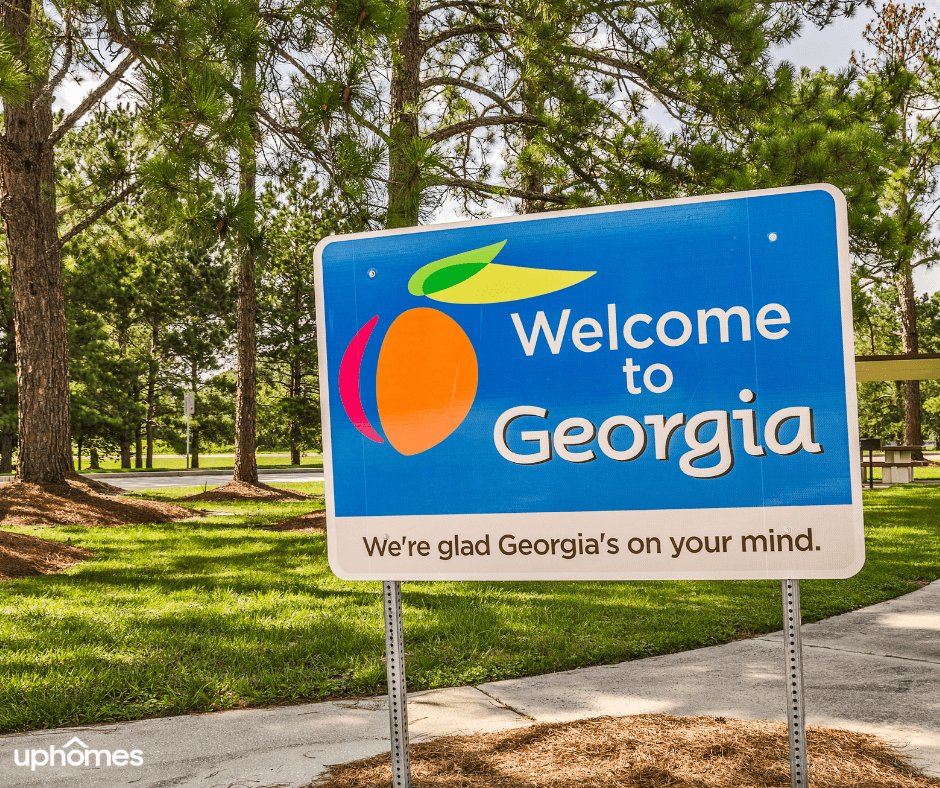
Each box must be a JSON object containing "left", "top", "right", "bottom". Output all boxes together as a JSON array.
[
  {"left": 0, "top": 0, "right": 935, "bottom": 476},
  {"left": 0, "top": 0, "right": 142, "bottom": 483},
  {"left": 256, "top": 176, "right": 353, "bottom": 463},
  {"left": 249, "top": 0, "right": 863, "bottom": 231},
  {"left": 852, "top": 2, "right": 940, "bottom": 452}
]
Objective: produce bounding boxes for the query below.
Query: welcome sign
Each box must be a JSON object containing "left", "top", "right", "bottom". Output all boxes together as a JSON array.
[{"left": 315, "top": 185, "right": 864, "bottom": 581}]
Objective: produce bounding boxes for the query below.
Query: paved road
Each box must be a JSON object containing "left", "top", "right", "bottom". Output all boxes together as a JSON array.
[
  {"left": 104, "top": 471, "right": 325, "bottom": 491},
  {"left": 1, "top": 581, "right": 937, "bottom": 787}
]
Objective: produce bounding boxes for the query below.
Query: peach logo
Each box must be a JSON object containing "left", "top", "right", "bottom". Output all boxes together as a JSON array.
[{"left": 339, "top": 241, "right": 594, "bottom": 455}]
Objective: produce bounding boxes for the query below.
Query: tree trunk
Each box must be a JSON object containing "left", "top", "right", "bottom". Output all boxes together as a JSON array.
[
  {"left": 0, "top": 430, "right": 12, "bottom": 473},
  {"left": 289, "top": 378, "right": 300, "bottom": 465},
  {"left": 290, "top": 310, "right": 301, "bottom": 466},
  {"left": 191, "top": 425, "right": 199, "bottom": 469},
  {"left": 387, "top": 1, "right": 422, "bottom": 229},
  {"left": 0, "top": 0, "right": 74, "bottom": 485},
  {"left": 75, "top": 438, "right": 81, "bottom": 472},
  {"left": 0, "top": 382, "right": 12, "bottom": 473},
  {"left": 145, "top": 422, "right": 154, "bottom": 468},
  {"left": 1, "top": 314, "right": 16, "bottom": 475},
  {"left": 897, "top": 268, "right": 922, "bottom": 457},
  {"left": 89, "top": 447, "right": 100, "bottom": 470},
  {"left": 233, "top": 6, "right": 259, "bottom": 484},
  {"left": 521, "top": 170, "right": 545, "bottom": 214},
  {"left": 146, "top": 322, "right": 158, "bottom": 468},
  {"left": 119, "top": 433, "right": 131, "bottom": 468},
  {"left": 135, "top": 425, "right": 142, "bottom": 468},
  {"left": 520, "top": 89, "right": 545, "bottom": 214}
]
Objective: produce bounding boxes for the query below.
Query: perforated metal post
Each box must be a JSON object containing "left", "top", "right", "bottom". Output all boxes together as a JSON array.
[
  {"left": 782, "top": 579, "right": 808, "bottom": 788},
  {"left": 383, "top": 580, "right": 411, "bottom": 787}
]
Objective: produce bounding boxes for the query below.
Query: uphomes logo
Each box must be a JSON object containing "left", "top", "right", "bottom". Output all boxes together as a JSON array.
[
  {"left": 339, "top": 241, "right": 595, "bottom": 455},
  {"left": 14, "top": 736, "right": 144, "bottom": 770}
]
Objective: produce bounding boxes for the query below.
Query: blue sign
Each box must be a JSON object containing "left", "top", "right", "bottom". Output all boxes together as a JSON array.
[{"left": 316, "top": 185, "right": 864, "bottom": 581}]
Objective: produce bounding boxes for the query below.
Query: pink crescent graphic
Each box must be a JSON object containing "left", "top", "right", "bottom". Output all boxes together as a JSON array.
[{"left": 339, "top": 316, "right": 384, "bottom": 443}]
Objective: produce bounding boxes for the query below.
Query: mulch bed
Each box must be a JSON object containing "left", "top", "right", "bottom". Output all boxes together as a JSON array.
[
  {"left": 178, "top": 480, "right": 310, "bottom": 503},
  {"left": 310, "top": 714, "right": 938, "bottom": 788},
  {"left": 0, "top": 529, "right": 92, "bottom": 581},
  {"left": 0, "top": 478, "right": 196, "bottom": 527},
  {"left": 257, "top": 509, "right": 326, "bottom": 533}
]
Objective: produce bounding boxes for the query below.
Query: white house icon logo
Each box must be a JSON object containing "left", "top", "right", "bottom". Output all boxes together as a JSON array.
[{"left": 14, "top": 736, "right": 144, "bottom": 770}]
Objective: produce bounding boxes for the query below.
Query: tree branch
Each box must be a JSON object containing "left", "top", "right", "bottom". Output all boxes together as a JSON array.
[
  {"left": 34, "top": 14, "right": 73, "bottom": 110},
  {"left": 422, "top": 23, "right": 507, "bottom": 54},
  {"left": 421, "top": 1, "right": 503, "bottom": 16},
  {"left": 56, "top": 180, "right": 139, "bottom": 249},
  {"left": 47, "top": 53, "right": 136, "bottom": 149},
  {"left": 420, "top": 75, "right": 517, "bottom": 114},
  {"left": 425, "top": 112, "right": 539, "bottom": 144},
  {"left": 559, "top": 45, "right": 686, "bottom": 106},
  {"left": 440, "top": 175, "right": 569, "bottom": 205}
]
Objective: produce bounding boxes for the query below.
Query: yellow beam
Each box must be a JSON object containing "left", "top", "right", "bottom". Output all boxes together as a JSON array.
[{"left": 856, "top": 355, "right": 940, "bottom": 382}]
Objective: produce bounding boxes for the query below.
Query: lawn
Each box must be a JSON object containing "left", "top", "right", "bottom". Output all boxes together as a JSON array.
[
  {"left": 866, "top": 464, "right": 940, "bottom": 480},
  {"left": 72, "top": 454, "right": 323, "bottom": 473},
  {"left": 0, "top": 482, "right": 937, "bottom": 734}
]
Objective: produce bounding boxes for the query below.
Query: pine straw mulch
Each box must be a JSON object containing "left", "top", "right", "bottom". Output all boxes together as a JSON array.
[
  {"left": 0, "top": 477, "right": 198, "bottom": 527},
  {"left": 256, "top": 509, "right": 326, "bottom": 533},
  {"left": 0, "top": 529, "right": 93, "bottom": 581},
  {"left": 177, "top": 480, "right": 310, "bottom": 503},
  {"left": 309, "top": 714, "right": 939, "bottom": 788}
]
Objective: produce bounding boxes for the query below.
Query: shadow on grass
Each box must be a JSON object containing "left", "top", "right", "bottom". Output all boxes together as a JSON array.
[{"left": 0, "top": 486, "right": 938, "bottom": 733}]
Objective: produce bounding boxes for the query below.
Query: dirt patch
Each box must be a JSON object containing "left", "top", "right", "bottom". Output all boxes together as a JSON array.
[
  {"left": 310, "top": 714, "right": 938, "bottom": 788},
  {"left": 178, "top": 480, "right": 310, "bottom": 503},
  {"left": 0, "top": 479, "right": 196, "bottom": 527},
  {"left": 258, "top": 510, "right": 326, "bottom": 533},
  {"left": 0, "top": 530, "right": 93, "bottom": 580}
]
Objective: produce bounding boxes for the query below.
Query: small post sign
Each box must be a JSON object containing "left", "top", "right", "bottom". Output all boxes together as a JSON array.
[
  {"left": 315, "top": 185, "right": 864, "bottom": 788},
  {"left": 315, "top": 185, "right": 863, "bottom": 581}
]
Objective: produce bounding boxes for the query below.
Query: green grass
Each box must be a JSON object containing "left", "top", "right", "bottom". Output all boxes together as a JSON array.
[
  {"left": 864, "top": 464, "right": 940, "bottom": 480},
  {"left": 0, "top": 483, "right": 938, "bottom": 733},
  {"left": 73, "top": 454, "right": 323, "bottom": 473}
]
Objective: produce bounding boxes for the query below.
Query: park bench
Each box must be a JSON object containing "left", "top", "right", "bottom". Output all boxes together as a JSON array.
[{"left": 860, "top": 445, "right": 928, "bottom": 485}]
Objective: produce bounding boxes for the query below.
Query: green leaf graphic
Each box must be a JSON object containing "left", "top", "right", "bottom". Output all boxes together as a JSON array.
[{"left": 408, "top": 240, "right": 507, "bottom": 295}]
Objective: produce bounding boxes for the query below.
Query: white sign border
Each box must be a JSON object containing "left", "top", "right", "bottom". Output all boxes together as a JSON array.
[{"left": 314, "top": 183, "right": 864, "bottom": 581}]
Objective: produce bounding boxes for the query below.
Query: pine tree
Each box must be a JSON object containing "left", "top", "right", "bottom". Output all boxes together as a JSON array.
[
  {"left": 255, "top": 0, "right": 861, "bottom": 228},
  {"left": 234, "top": 0, "right": 261, "bottom": 484},
  {"left": 852, "top": 2, "right": 940, "bottom": 452},
  {"left": 65, "top": 231, "right": 149, "bottom": 470},
  {"left": 0, "top": 0, "right": 239, "bottom": 484},
  {"left": 161, "top": 245, "right": 235, "bottom": 469},
  {"left": 256, "top": 175, "right": 355, "bottom": 463},
  {"left": 0, "top": 1, "right": 145, "bottom": 483}
]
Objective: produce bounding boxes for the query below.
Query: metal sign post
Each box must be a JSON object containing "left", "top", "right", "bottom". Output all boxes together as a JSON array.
[
  {"left": 382, "top": 581, "right": 411, "bottom": 787},
  {"left": 783, "top": 579, "right": 808, "bottom": 787}
]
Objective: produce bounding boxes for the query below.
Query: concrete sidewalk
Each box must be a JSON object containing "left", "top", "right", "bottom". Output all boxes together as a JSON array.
[{"left": 2, "top": 581, "right": 938, "bottom": 787}]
